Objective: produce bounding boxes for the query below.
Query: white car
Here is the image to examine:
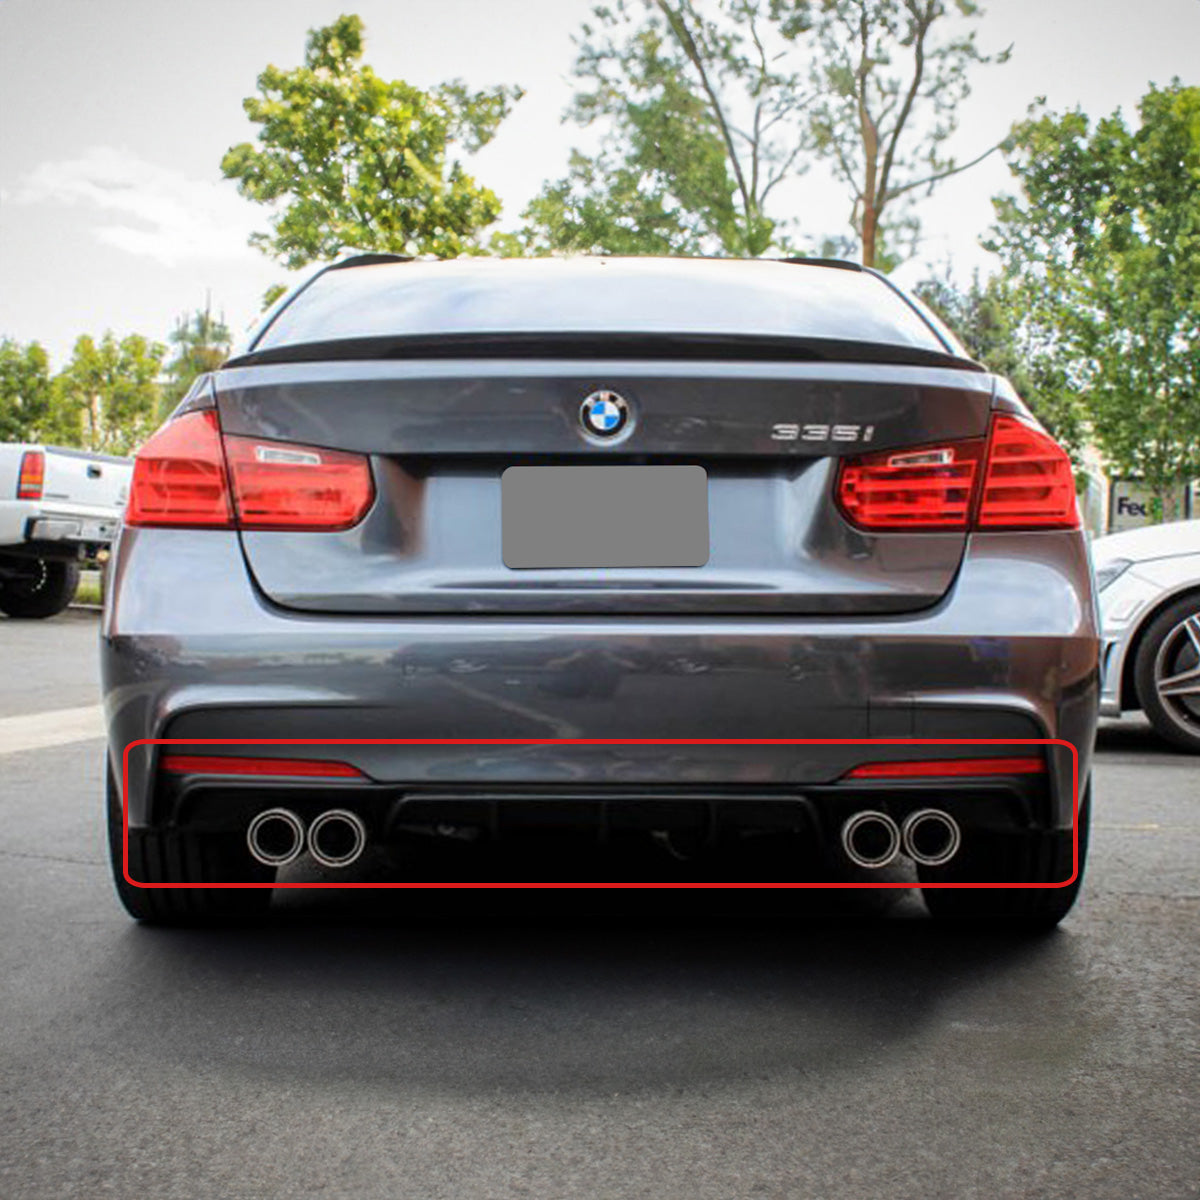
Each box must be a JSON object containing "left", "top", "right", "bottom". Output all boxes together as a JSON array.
[
  {"left": 0, "top": 443, "right": 131, "bottom": 618},
  {"left": 1094, "top": 518, "right": 1200, "bottom": 751}
]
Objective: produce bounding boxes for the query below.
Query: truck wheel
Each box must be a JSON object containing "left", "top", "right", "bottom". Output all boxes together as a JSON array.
[
  {"left": 1134, "top": 595, "right": 1200, "bottom": 753},
  {"left": 920, "top": 784, "right": 1091, "bottom": 930},
  {"left": 106, "top": 766, "right": 274, "bottom": 924},
  {"left": 0, "top": 558, "right": 80, "bottom": 619}
]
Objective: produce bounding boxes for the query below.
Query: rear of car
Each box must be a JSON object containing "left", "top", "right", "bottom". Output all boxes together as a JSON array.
[
  {"left": 0, "top": 443, "right": 130, "bottom": 617},
  {"left": 101, "top": 256, "right": 1098, "bottom": 926}
]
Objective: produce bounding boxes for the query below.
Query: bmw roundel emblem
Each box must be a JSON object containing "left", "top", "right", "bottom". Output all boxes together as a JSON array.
[{"left": 580, "top": 390, "right": 631, "bottom": 439}]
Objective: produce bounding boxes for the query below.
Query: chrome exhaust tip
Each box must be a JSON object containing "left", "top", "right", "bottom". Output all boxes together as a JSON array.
[
  {"left": 901, "top": 809, "right": 961, "bottom": 867},
  {"left": 840, "top": 810, "right": 901, "bottom": 869},
  {"left": 247, "top": 808, "right": 306, "bottom": 867},
  {"left": 307, "top": 809, "right": 367, "bottom": 869}
]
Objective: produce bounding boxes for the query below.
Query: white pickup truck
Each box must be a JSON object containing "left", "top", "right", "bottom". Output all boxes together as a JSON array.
[{"left": 0, "top": 443, "right": 132, "bottom": 618}]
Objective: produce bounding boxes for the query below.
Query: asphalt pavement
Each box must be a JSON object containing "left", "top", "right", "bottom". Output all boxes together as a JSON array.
[{"left": 0, "top": 612, "right": 1196, "bottom": 1199}]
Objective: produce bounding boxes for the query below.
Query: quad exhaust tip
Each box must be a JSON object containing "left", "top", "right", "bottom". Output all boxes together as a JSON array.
[
  {"left": 840, "top": 807, "right": 963, "bottom": 869},
  {"left": 840, "top": 810, "right": 901, "bottom": 869},
  {"left": 307, "top": 809, "right": 368, "bottom": 869},
  {"left": 247, "top": 808, "right": 306, "bottom": 867},
  {"left": 901, "top": 808, "right": 961, "bottom": 867},
  {"left": 247, "top": 807, "right": 369, "bottom": 869}
]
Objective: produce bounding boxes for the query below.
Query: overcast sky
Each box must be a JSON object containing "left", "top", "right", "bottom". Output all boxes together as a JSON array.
[{"left": 1, "top": 0, "right": 1197, "bottom": 366}]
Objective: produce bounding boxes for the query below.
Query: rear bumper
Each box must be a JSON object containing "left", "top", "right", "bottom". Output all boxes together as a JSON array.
[
  {"left": 28, "top": 514, "right": 119, "bottom": 545},
  {"left": 154, "top": 770, "right": 1057, "bottom": 882},
  {"left": 0, "top": 502, "right": 121, "bottom": 550},
  {"left": 102, "top": 527, "right": 1098, "bottom": 833}
]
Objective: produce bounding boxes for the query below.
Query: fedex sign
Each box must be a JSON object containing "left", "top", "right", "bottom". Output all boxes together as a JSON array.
[{"left": 1108, "top": 481, "right": 1189, "bottom": 532}]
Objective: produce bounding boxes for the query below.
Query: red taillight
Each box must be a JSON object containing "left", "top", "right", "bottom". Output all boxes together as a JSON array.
[
  {"left": 223, "top": 434, "right": 374, "bottom": 531},
  {"left": 836, "top": 414, "right": 1077, "bottom": 532},
  {"left": 17, "top": 450, "right": 45, "bottom": 500},
  {"left": 126, "top": 411, "right": 233, "bottom": 527},
  {"left": 126, "top": 410, "right": 374, "bottom": 531},
  {"left": 844, "top": 757, "right": 1046, "bottom": 780},
  {"left": 836, "top": 440, "right": 984, "bottom": 530},
  {"left": 976, "top": 414, "right": 1079, "bottom": 529},
  {"left": 160, "top": 755, "right": 366, "bottom": 778}
]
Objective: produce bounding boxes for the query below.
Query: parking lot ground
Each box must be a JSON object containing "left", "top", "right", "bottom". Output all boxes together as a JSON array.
[{"left": 0, "top": 611, "right": 1197, "bottom": 1199}]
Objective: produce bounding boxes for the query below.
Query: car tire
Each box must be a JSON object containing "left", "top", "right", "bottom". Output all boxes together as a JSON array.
[
  {"left": 919, "top": 783, "right": 1090, "bottom": 930},
  {"left": 106, "top": 765, "right": 274, "bottom": 924},
  {"left": 1133, "top": 594, "right": 1200, "bottom": 753},
  {"left": 0, "top": 558, "right": 80, "bottom": 619}
]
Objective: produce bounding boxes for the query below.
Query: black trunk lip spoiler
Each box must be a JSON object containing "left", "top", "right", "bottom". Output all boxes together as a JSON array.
[{"left": 224, "top": 331, "right": 986, "bottom": 373}]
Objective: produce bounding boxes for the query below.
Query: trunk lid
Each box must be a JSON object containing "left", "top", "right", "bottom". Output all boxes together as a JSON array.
[{"left": 214, "top": 356, "right": 995, "bottom": 616}]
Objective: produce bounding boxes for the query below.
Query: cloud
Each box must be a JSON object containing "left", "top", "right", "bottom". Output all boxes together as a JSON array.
[{"left": 13, "top": 146, "right": 263, "bottom": 266}]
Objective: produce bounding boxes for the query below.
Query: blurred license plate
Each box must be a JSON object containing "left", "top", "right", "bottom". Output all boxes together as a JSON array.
[{"left": 502, "top": 465, "right": 708, "bottom": 569}]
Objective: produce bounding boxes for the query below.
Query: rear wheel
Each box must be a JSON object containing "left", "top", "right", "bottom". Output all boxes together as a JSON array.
[
  {"left": 106, "top": 766, "right": 274, "bottom": 924},
  {"left": 1134, "top": 595, "right": 1200, "bottom": 753},
  {"left": 920, "top": 784, "right": 1090, "bottom": 930},
  {"left": 0, "top": 557, "right": 80, "bottom": 618}
]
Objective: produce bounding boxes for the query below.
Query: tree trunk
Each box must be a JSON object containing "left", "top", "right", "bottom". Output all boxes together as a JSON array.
[{"left": 861, "top": 202, "right": 878, "bottom": 269}]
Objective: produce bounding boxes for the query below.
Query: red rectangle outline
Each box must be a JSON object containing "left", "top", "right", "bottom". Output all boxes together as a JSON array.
[{"left": 121, "top": 738, "right": 1079, "bottom": 890}]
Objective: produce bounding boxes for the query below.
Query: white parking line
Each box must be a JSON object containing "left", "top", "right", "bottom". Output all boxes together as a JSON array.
[{"left": 0, "top": 704, "right": 105, "bottom": 756}]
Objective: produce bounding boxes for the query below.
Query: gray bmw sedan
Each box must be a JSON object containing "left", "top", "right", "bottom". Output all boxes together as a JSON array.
[{"left": 101, "top": 255, "right": 1097, "bottom": 927}]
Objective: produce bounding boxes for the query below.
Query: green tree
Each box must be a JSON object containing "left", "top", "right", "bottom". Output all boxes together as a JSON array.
[
  {"left": 53, "top": 333, "right": 165, "bottom": 454},
  {"left": 0, "top": 339, "right": 54, "bottom": 442},
  {"left": 988, "top": 82, "right": 1200, "bottom": 514},
  {"left": 779, "top": 0, "right": 1009, "bottom": 268},
  {"left": 260, "top": 283, "right": 289, "bottom": 312},
  {"left": 221, "top": 13, "right": 522, "bottom": 268},
  {"left": 520, "top": 1, "right": 1003, "bottom": 267},
  {"left": 915, "top": 270, "right": 1086, "bottom": 460},
  {"left": 515, "top": 0, "right": 811, "bottom": 257},
  {"left": 162, "top": 304, "right": 232, "bottom": 417}
]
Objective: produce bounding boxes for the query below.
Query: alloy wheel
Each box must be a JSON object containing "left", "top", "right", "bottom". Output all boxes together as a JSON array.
[{"left": 1153, "top": 612, "right": 1200, "bottom": 733}]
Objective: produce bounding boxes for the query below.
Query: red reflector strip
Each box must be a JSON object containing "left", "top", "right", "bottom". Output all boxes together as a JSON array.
[
  {"left": 845, "top": 756, "right": 1046, "bottom": 780},
  {"left": 160, "top": 755, "right": 366, "bottom": 779},
  {"left": 17, "top": 450, "right": 45, "bottom": 500}
]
